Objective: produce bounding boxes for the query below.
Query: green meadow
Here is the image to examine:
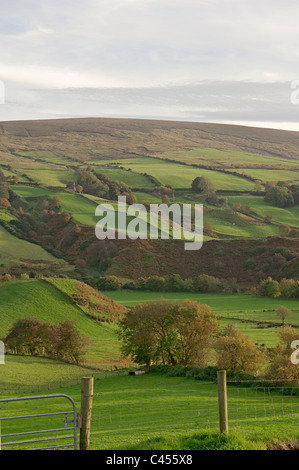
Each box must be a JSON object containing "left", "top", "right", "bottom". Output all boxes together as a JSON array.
[
  {"left": 89, "top": 157, "right": 256, "bottom": 190},
  {"left": 235, "top": 168, "right": 299, "bottom": 184},
  {"left": 0, "top": 372, "right": 298, "bottom": 450},
  {"left": 226, "top": 195, "right": 299, "bottom": 229},
  {"left": 159, "top": 147, "right": 299, "bottom": 168},
  {"left": 102, "top": 290, "right": 299, "bottom": 347},
  {"left": 0, "top": 225, "right": 61, "bottom": 266},
  {"left": 22, "top": 169, "right": 76, "bottom": 187},
  {"left": 0, "top": 280, "right": 122, "bottom": 365}
]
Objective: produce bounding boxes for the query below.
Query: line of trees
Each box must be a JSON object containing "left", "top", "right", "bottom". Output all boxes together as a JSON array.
[
  {"left": 258, "top": 277, "right": 299, "bottom": 299},
  {"left": 264, "top": 182, "right": 299, "bottom": 208},
  {"left": 118, "top": 299, "right": 299, "bottom": 382},
  {"left": 75, "top": 167, "right": 136, "bottom": 203},
  {"left": 97, "top": 274, "right": 229, "bottom": 294},
  {"left": 4, "top": 318, "right": 90, "bottom": 364}
]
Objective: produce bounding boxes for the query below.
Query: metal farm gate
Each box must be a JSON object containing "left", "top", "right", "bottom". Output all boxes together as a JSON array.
[{"left": 0, "top": 394, "right": 78, "bottom": 450}]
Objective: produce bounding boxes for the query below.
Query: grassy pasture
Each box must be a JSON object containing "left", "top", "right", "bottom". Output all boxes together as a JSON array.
[
  {"left": 15, "top": 150, "right": 74, "bottom": 166},
  {"left": 0, "top": 373, "right": 297, "bottom": 450},
  {"left": 159, "top": 147, "right": 299, "bottom": 169},
  {"left": 204, "top": 209, "right": 281, "bottom": 238},
  {"left": 89, "top": 157, "right": 256, "bottom": 191},
  {"left": 87, "top": 165, "right": 156, "bottom": 189},
  {"left": 226, "top": 195, "right": 299, "bottom": 229},
  {"left": 11, "top": 184, "right": 55, "bottom": 198},
  {"left": 102, "top": 291, "right": 299, "bottom": 322},
  {"left": 0, "top": 280, "right": 122, "bottom": 365},
  {"left": 0, "top": 225, "right": 61, "bottom": 266},
  {"left": 0, "top": 356, "right": 94, "bottom": 394},
  {"left": 102, "top": 291, "right": 299, "bottom": 347},
  {"left": 21, "top": 169, "right": 76, "bottom": 187},
  {"left": 235, "top": 168, "right": 299, "bottom": 184}
]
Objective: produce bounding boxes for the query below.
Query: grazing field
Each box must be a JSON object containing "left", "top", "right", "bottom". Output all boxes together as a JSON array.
[
  {"left": 102, "top": 291, "right": 299, "bottom": 318},
  {"left": 0, "top": 372, "right": 298, "bottom": 450},
  {"left": 0, "top": 355, "right": 96, "bottom": 395},
  {"left": 0, "top": 280, "right": 123, "bottom": 365},
  {"left": 226, "top": 195, "right": 299, "bottom": 229},
  {"left": 0, "top": 225, "right": 62, "bottom": 266},
  {"left": 102, "top": 291, "right": 299, "bottom": 347},
  {"left": 159, "top": 147, "right": 299, "bottom": 169},
  {"left": 91, "top": 157, "right": 256, "bottom": 190},
  {"left": 87, "top": 165, "right": 156, "bottom": 189},
  {"left": 235, "top": 168, "right": 299, "bottom": 184},
  {"left": 21, "top": 169, "right": 76, "bottom": 187},
  {"left": 54, "top": 192, "right": 99, "bottom": 226},
  {"left": 11, "top": 184, "right": 55, "bottom": 198},
  {"left": 204, "top": 208, "right": 281, "bottom": 238},
  {"left": 15, "top": 150, "right": 75, "bottom": 166}
]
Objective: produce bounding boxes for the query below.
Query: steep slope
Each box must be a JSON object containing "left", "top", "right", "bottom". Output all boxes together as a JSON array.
[
  {"left": 0, "top": 279, "right": 127, "bottom": 365},
  {"left": 45, "top": 277, "right": 127, "bottom": 322}
]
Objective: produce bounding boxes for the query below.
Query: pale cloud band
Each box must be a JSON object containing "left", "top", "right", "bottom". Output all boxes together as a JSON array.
[{"left": 0, "top": 0, "right": 299, "bottom": 130}]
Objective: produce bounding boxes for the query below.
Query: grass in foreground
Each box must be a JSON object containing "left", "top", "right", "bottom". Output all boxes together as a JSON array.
[
  {"left": 127, "top": 432, "right": 266, "bottom": 450},
  {"left": 0, "top": 372, "right": 298, "bottom": 450}
]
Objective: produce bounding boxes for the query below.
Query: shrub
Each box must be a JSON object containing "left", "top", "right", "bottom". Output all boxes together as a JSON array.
[
  {"left": 97, "top": 275, "right": 122, "bottom": 291},
  {"left": 214, "top": 325, "right": 266, "bottom": 375},
  {"left": 258, "top": 277, "right": 280, "bottom": 298},
  {"left": 194, "top": 274, "right": 224, "bottom": 293}
]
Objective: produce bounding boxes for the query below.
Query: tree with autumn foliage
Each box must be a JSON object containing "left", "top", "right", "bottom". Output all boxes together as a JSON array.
[
  {"left": 0, "top": 197, "right": 11, "bottom": 208},
  {"left": 119, "top": 299, "right": 218, "bottom": 368},
  {"left": 266, "top": 326, "right": 299, "bottom": 384},
  {"left": 214, "top": 324, "right": 266, "bottom": 375}
]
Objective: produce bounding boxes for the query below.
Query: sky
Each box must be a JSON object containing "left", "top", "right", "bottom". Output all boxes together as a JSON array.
[{"left": 1, "top": 0, "right": 299, "bottom": 130}]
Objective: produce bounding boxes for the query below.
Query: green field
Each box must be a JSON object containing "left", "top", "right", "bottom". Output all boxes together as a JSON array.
[
  {"left": 0, "top": 355, "right": 95, "bottom": 394},
  {"left": 15, "top": 150, "right": 74, "bottom": 166},
  {"left": 102, "top": 291, "right": 299, "bottom": 347},
  {"left": 88, "top": 157, "right": 256, "bottom": 191},
  {"left": 227, "top": 195, "right": 299, "bottom": 229},
  {"left": 0, "top": 280, "right": 122, "bottom": 365},
  {"left": 11, "top": 184, "right": 55, "bottom": 198},
  {"left": 0, "top": 225, "right": 62, "bottom": 266},
  {"left": 87, "top": 165, "right": 156, "bottom": 189},
  {"left": 0, "top": 372, "right": 298, "bottom": 450},
  {"left": 204, "top": 207, "right": 281, "bottom": 238},
  {"left": 160, "top": 147, "right": 299, "bottom": 169},
  {"left": 235, "top": 168, "right": 299, "bottom": 184},
  {"left": 22, "top": 169, "right": 76, "bottom": 187}
]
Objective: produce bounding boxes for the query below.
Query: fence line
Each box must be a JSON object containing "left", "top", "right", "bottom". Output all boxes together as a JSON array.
[{"left": 1, "top": 373, "right": 298, "bottom": 450}]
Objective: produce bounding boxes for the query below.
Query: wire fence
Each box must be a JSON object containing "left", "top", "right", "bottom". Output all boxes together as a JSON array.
[
  {"left": 89, "top": 378, "right": 299, "bottom": 449},
  {"left": 1, "top": 372, "right": 298, "bottom": 450}
]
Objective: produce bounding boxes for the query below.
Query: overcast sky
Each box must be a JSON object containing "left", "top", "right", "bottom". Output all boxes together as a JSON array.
[{"left": 1, "top": 0, "right": 299, "bottom": 130}]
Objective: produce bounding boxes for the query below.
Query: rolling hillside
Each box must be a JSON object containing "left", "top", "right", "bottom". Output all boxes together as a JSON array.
[
  {"left": 0, "top": 279, "right": 127, "bottom": 366},
  {"left": 0, "top": 117, "right": 298, "bottom": 285}
]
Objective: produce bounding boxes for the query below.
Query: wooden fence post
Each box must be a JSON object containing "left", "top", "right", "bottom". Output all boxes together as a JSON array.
[
  {"left": 80, "top": 377, "right": 94, "bottom": 450},
  {"left": 217, "top": 370, "right": 228, "bottom": 433}
]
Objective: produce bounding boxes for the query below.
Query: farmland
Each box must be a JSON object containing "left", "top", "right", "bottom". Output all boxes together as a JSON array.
[
  {"left": 0, "top": 372, "right": 298, "bottom": 450},
  {"left": 0, "top": 279, "right": 124, "bottom": 366},
  {"left": 0, "top": 225, "right": 64, "bottom": 267},
  {"left": 102, "top": 290, "right": 299, "bottom": 347},
  {"left": 0, "top": 118, "right": 298, "bottom": 450}
]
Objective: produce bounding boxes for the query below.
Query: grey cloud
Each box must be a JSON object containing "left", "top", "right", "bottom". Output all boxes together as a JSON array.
[{"left": 1, "top": 0, "right": 299, "bottom": 129}]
